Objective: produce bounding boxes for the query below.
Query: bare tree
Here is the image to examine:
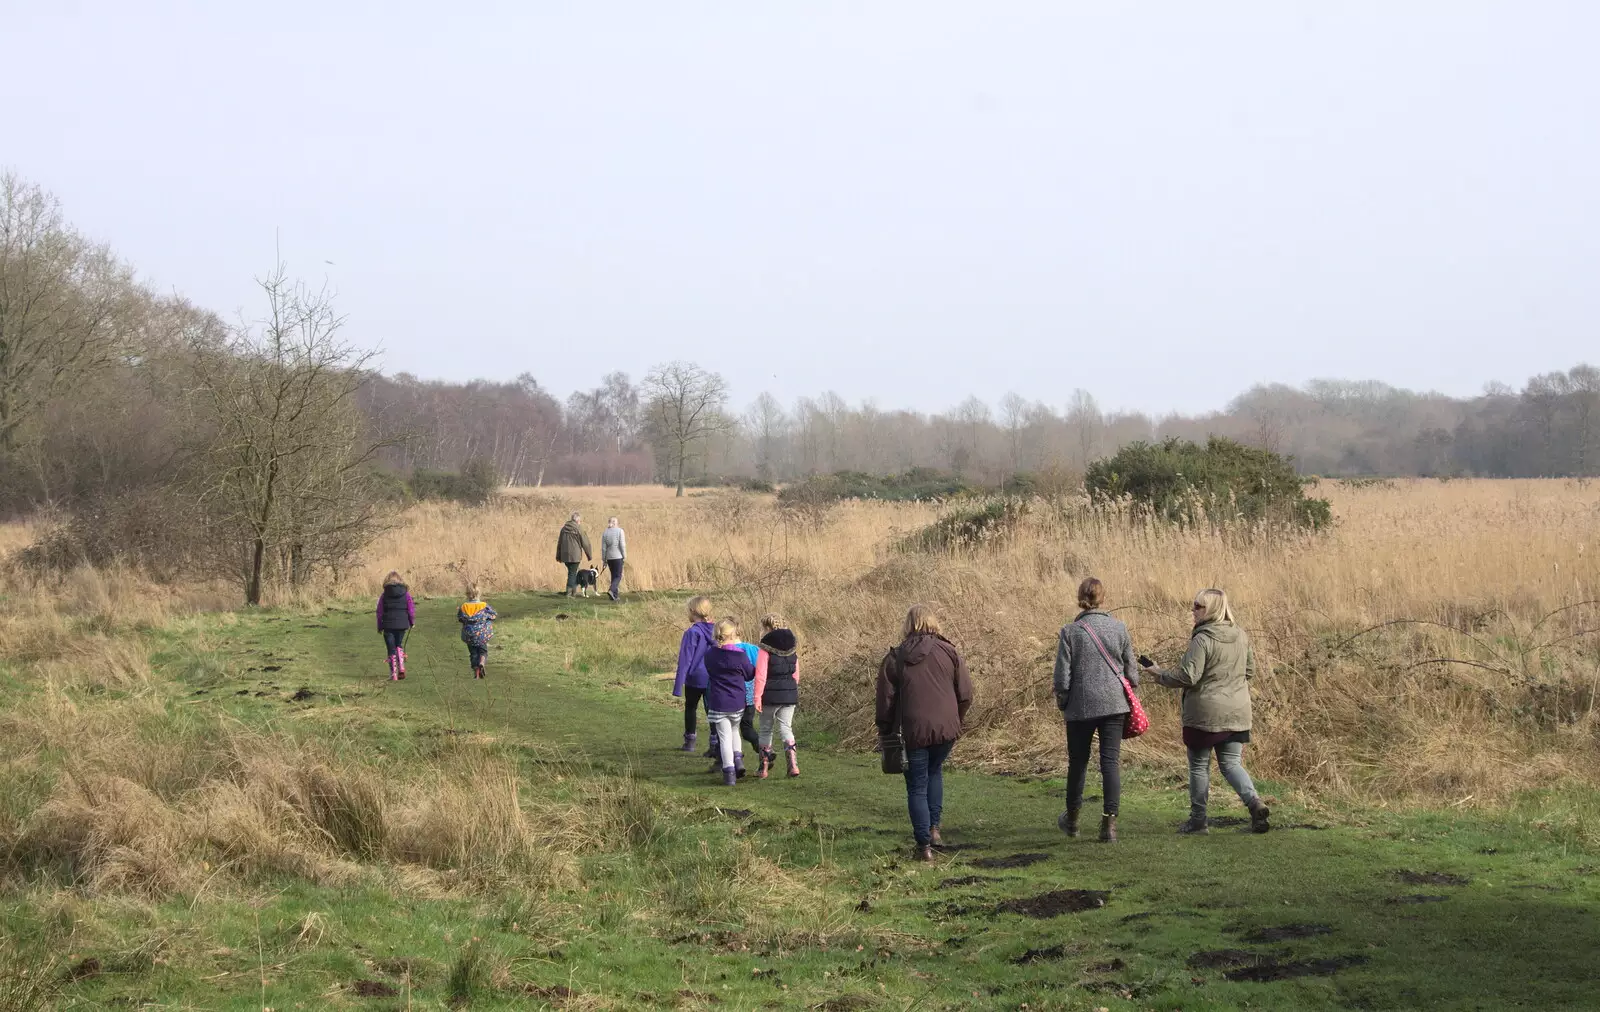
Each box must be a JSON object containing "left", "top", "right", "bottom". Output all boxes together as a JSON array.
[
  {"left": 0, "top": 172, "right": 139, "bottom": 453},
  {"left": 642, "top": 361, "right": 731, "bottom": 496},
  {"left": 745, "top": 392, "right": 789, "bottom": 480},
  {"left": 1000, "top": 391, "right": 1028, "bottom": 482},
  {"left": 188, "top": 263, "right": 392, "bottom": 604},
  {"left": 1065, "top": 388, "right": 1103, "bottom": 468}
]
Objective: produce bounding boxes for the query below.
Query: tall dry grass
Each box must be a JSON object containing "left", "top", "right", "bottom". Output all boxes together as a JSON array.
[{"left": 348, "top": 480, "right": 1600, "bottom": 803}]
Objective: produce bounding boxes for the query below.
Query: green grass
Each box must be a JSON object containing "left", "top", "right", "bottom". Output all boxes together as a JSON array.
[{"left": 8, "top": 591, "right": 1600, "bottom": 1010}]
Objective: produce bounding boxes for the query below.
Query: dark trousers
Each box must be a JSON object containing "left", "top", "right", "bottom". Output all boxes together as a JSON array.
[
  {"left": 683, "top": 686, "right": 709, "bottom": 735},
  {"left": 740, "top": 705, "right": 759, "bottom": 749},
  {"left": 467, "top": 644, "right": 487, "bottom": 669},
  {"left": 904, "top": 740, "right": 956, "bottom": 847},
  {"left": 382, "top": 629, "right": 406, "bottom": 658},
  {"left": 1066, "top": 715, "right": 1124, "bottom": 816},
  {"left": 564, "top": 561, "right": 581, "bottom": 594},
  {"left": 606, "top": 558, "right": 624, "bottom": 598}
]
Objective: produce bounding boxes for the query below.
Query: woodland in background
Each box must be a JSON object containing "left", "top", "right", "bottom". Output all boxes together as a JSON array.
[{"left": 5, "top": 170, "right": 1600, "bottom": 600}]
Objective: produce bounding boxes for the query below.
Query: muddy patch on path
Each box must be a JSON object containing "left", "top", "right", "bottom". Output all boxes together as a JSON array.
[
  {"left": 995, "top": 889, "right": 1110, "bottom": 918},
  {"left": 1010, "top": 943, "right": 1069, "bottom": 965},
  {"left": 1388, "top": 894, "right": 1449, "bottom": 905},
  {"left": 972, "top": 852, "right": 1049, "bottom": 870},
  {"left": 1225, "top": 954, "right": 1369, "bottom": 982},
  {"left": 1236, "top": 923, "right": 1333, "bottom": 943},
  {"left": 938, "top": 875, "right": 1004, "bottom": 890},
  {"left": 1188, "top": 949, "right": 1256, "bottom": 970},
  {"left": 351, "top": 980, "right": 399, "bottom": 997},
  {"left": 1396, "top": 870, "right": 1470, "bottom": 887}
]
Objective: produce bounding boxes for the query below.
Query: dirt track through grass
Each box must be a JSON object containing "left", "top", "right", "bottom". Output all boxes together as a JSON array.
[{"left": 32, "top": 591, "right": 1600, "bottom": 1009}]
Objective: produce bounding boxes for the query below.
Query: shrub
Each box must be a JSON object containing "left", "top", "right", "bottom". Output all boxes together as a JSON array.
[
  {"left": 900, "top": 497, "right": 1030, "bottom": 552},
  {"left": 12, "top": 490, "right": 202, "bottom": 579},
  {"left": 1085, "top": 437, "right": 1332, "bottom": 529},
  {"left": 410, "top": 458, "right": 501, "bottom": 506},
  {"left": 777, "top": 468, "right": 972, "bottom": 505}
]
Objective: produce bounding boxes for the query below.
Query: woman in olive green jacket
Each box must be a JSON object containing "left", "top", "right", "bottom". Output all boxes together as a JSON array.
[{"left": 1140, "top": 588, "right": 1270, "bottom": 835}]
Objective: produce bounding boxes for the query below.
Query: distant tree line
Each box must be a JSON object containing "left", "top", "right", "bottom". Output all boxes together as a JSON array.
[{"left": 3, "top": 171, "right": 1598, "bottom": 598}]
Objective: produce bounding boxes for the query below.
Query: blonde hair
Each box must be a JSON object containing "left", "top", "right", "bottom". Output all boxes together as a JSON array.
[
  {"left": 1077, "top": 577, "right": 1105, "bottom": 610},
  {"left": 760, "top": 613, "right": 784, "bottom": 632},
  {"left": 1193, "top": 588, "right": 1236, "bottom": 626},
  {"left": 465, "top": 583, "right": 481, "bottom": 601},
  {"left": 687, "top": 596, "right": 714, "bottom": 621},
  {"left": 714, "top": 617, "right": 740, "bottom": 644},
  {"left": 383, "top": 570, "right": 403, "bottom": 586},
  {"left": 902, "top": 604, "right": 942, "bottom": 640}
]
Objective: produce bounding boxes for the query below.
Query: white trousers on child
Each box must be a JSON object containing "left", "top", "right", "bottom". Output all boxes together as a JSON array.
[
  {"left": 758, "top": 705, "right": 796, "bottom": 749},
  {"left": 707, "top": 711, "right": 742, "bottom": 770}
]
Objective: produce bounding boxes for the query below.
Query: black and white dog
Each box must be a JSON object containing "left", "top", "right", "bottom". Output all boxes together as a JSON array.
[{"left": 574, "top": 565, "right": 601, "bottom": 596}]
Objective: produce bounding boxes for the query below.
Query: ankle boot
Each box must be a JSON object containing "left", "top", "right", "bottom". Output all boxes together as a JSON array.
[
  {"left": 1177, "top": 814, "right": 1210, "bottom": 835},
  {"left": 1249, "top": 799, "right": 1272, "bottom": 834},
  {"left": 1099, "top": 814, "right": 1118, "bottom": 843},
  {"left": 734, "top": 752, "right": 746, "bottom": 778},
  {"left": 721, "top": 766, "right": 737, "bottom": 787},
  {"left": 757, "top": 748, "right": 772, "bottom": 779},
  {"left": 704, "top": 731, "right": 718, "bottom": 759},
  {"left": 682, "top": 732, "right": 697, "bottom": 753},
  {"left": 1059, "top": 808, "right": 1081, "bottom": 838},
  {"left": 784, "top": 742, "right": 800, "bottom": 777}
]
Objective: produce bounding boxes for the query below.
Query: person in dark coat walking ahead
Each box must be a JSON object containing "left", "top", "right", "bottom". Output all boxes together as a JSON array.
[
  {"left": 376, "top": 570, "right": 416, "bottom": 681},
  {"left": 1053, "top": 577, "right": 1141, "bottom": 842},
  {"left": 876, "top": 605, "right": 975, "bottom": 863},
  {"left": 555, "top": 512, "right": 593, "bottom": 596}
]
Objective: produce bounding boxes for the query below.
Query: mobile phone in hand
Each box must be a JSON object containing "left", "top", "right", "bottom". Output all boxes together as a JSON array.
[{"left": 1138, "top": 655, "right": 1154, "bottom": 668}]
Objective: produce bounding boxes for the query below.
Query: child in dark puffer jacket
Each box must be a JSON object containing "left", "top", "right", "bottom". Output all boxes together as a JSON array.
[
  {"left": 377, "top": 570, "right": 416, "bottom": 681},
  {"left": 753, "top": 615, "right": 801, "bottom": 778}
]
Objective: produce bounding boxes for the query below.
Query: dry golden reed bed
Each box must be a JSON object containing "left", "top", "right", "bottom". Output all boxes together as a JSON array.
[{"left": 345, "top": 479, "right": 1600, "bottom": 804}]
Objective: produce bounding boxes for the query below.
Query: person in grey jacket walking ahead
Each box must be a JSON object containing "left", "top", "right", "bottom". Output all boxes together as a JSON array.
[
  {"left": 600, "top": 517, "right": 626, "bottom": 601},
  {"left": 1053, "top": 577, "right": 1141, "bottom": 842}
]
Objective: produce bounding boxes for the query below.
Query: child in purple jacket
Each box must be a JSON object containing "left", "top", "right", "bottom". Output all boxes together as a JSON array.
[
  {"left": 672, "top": 596, "right": 717, "bottom": 752},
  {"left": 703, "top": 617, "right": 757, "bottom": 785},
  {"left": 377, "top": 571, "right": 416, "bottom": 680}
]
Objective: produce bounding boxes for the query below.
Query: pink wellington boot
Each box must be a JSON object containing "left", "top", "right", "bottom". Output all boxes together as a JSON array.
[{"left": 396, "top": 648, "right": 407, "bottom": 678}]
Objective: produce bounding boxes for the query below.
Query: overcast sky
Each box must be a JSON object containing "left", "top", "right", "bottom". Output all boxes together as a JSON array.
[{"left": 6, "top": 3, "right": 1598, "bottom": 416}]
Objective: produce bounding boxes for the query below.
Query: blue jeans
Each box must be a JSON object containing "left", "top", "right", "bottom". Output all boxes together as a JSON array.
[
  {"left": 903, "top": 740, "right": 956, "bottom": 847},
  {"left": 383, "top": 629, "right": 406, "bottom": 658},
  {"left": 1188, "top": 741, "right": 1259, "bottom": 819}
]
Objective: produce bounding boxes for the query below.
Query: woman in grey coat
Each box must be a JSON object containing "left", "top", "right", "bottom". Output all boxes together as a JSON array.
[{"left": 1053, "top": 577, "right": 1140, "bottom": 842}]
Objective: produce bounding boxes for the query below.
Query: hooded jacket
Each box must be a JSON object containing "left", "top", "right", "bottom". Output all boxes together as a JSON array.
[
  {"left": 753, "top": 628, "right": 799, "bottom": 709},
  {"left": 556, "top": 520, "right": 592, "bottom": 564},
  {"left": 1153, "top": 620, "right": 1254, "bottom": 732},
  {"left": 875, "top": 632, "right": 974, "bottom": 751},
  {"left": 458, "top": 600, "right": 497, "bottom": 648},
  {"left": 377, "top": 583, "right": 416, "bottom": 631},
  {"left": 672, "top": 621, "right": 717, "bottom": 696}
]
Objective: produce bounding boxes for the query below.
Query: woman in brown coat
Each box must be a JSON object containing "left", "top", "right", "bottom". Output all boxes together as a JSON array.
[{"left": 876, "top": 605, "right": 975, "bottom": 862}]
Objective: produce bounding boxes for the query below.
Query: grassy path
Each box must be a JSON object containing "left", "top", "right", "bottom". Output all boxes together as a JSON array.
[{"left": 59, "top": 592, "right": 1600, "bottom": 1010}]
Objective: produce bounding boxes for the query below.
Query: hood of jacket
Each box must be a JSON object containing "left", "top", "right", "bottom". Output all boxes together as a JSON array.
[
  {"left": 383, "top": 583, "right": 409, "bottom": 602},
  {"left": 759, "top": 628, "right": 797, "bottom": 656},
  {"left": 1192, "top": 620, "right": 1243, "bottom": 647},
  {"left": 684, "top": 621, "right": 717, "bottom": 652},
  {"left": 898, "top": 632, "right": 954, "bottom": 667},
  {"left": 560, "top": 520, "right": 583, "bottom": 537}
]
